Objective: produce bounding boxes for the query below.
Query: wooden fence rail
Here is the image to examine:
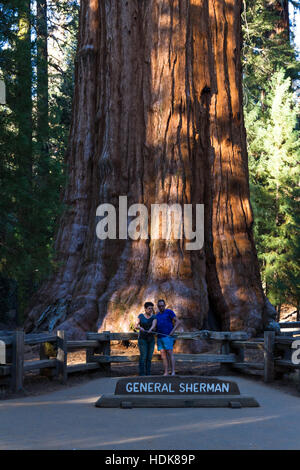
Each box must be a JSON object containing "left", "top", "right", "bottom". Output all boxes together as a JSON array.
[
  {"left": 279, "top": 321, "right": 300, "bottom": 336},
  {"left": 1, "top": 325, "right": 300, "bottom": 393}
]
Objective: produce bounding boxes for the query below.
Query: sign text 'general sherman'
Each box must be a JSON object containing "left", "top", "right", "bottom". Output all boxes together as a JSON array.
[{"left": 115, "top": 376, "right": 240, "bottom": 395}]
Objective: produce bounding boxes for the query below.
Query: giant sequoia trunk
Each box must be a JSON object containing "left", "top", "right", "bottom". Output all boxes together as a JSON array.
[{"left": 25, "top": 0, "right": 276, "bottom": 345}]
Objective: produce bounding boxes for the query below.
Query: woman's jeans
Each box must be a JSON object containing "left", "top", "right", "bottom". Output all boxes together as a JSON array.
[{"left": 138, "top": 337, "right": 155, "bottom": 376}]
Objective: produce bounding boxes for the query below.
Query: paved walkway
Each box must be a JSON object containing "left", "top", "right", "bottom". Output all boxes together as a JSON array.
[{"left": 0, "top": 376, "right": 299, "bottom": 450}]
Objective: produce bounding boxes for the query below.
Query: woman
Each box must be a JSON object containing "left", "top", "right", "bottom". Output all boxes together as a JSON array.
[{"left": 134, "top": 302, "right": 157, "bottom": 376}]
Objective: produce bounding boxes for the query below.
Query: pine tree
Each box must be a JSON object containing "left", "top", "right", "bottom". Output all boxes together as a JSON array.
[
  {"left": 246, "top": 69, "right": 300, "bottom": 313},
  {"left": 242, "top": 0, "right": 300, "bottom": 107},
  {"left": 0, "top": 0, "right": 78, "bottom": 319}
]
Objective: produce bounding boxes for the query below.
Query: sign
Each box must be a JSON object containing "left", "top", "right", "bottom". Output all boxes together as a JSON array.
[
  {"left": 95, "top": 376, "right": 260, "bottom": 408},
  {"left": 115, "top": 376, "right": 240, "bottom": 395}
]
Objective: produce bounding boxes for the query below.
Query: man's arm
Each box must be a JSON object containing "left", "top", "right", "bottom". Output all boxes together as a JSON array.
[{"left": 170, "top": 317, "right": 181, "bottom": 336}]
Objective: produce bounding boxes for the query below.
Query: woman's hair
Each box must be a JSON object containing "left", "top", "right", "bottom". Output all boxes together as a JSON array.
[{"left": 144, "top": 301, "right": 154, "bottom": 309}]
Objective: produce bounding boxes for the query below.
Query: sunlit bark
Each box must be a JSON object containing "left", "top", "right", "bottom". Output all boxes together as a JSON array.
[{"left": 25, "top": 0, "right": 274, "bottom": 346}]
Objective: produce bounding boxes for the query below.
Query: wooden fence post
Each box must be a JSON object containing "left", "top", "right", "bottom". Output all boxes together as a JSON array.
[
  {"left": 0, "top": 339, "right": 5, "bottom": 365},
  {"left": 94, "top": 331, "right": 111, "bottom": 376},
  {"left": 40, "top": 342, "right": 55, "bottom": 378},
  {"left": 264, "top": 331, "right": 275, "bottom": 383},
  {"left": 102, "top": 331, "right": 111, "bottom": 376},
  {"left": 295, "top": 370, "right": 300, "bottom": 394},
  {"left": 234, "top": 345, "right": 244, "bottom": 362},
  {"left": 11, "top": 329, "right": 24, "bottom": 392},
  {"left": 219, "top": 337, "right": 231, "bottom": 374},
  {"left": 39, "top": 343, "right": 48, "bottom": 378},
  {"left": 56, "top": 330, "right": 68, "bottom": 384},
  {"left": 86, "top": 332, "right": 93, "bottom": 364},
  {"left": 229, "top": 341, "right": 244, "bottom": 372}
]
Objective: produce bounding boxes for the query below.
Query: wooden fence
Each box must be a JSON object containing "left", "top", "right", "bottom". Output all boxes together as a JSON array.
[{"left": 0, "top": 324, "right": 300, "bottom": 393}]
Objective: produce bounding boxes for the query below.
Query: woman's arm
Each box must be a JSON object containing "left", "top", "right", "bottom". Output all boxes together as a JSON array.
[
  {"left": 134, "top": 318, "right": 144, "bottom": 331},
  {"left": 148, "top": 318, "right": 157, "bottom": 334}
]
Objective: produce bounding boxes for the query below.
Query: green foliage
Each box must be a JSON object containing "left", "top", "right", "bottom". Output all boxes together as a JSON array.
[
  {"left": 0, "top": 0, "right": 79, "bottom": 318},
  {"left": 242, "top": 0, "right": 300, "bottom": 106},
  {"left": 246, "top": 69, "right": 300, "bottom": 310},
  {"left": 243, "top": 1, "right": 300, "bottom": 311}
]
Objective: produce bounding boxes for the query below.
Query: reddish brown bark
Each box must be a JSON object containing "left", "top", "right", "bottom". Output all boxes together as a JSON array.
[
  {"left": 25, "top": 0, "right": 276, "bottom": 346},
  {"left": 267, "top": 0, "right": 290, "bottom": 39}
]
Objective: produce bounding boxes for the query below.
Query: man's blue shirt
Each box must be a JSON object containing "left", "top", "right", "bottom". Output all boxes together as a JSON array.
[{"left": 155, "top": 309, "right": 176, "bottom": 337}]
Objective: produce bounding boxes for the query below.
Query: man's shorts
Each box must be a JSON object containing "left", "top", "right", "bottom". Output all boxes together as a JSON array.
[{"left": 157, "top": 336, "right": 175, "bottom": 351}]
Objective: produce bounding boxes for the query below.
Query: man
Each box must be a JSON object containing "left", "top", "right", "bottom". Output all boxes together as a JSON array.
[{"left": 155, "top": 299, "right": 181, "bottom": 376}]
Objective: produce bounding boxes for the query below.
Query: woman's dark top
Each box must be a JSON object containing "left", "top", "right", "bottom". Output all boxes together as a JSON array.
[{"left": 138, "top": 314, "right": 156, "bottom": 340}]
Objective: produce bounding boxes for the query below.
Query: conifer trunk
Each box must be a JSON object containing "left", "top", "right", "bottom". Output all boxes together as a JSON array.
[
  {"left": 36, "top": 0, "right": 49, "bottom": 164},
  {"left": 16, "top": 1, "right": 33, "bottom": 304},
  {"left": 16, "top": 1, "right": 32, "bottom": 181},
  {"left": 26, "top": 0, "right": 275, "bottom": 345},
  {"left": 267, "top": 0, "right": 290, "bottom": 39}
]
